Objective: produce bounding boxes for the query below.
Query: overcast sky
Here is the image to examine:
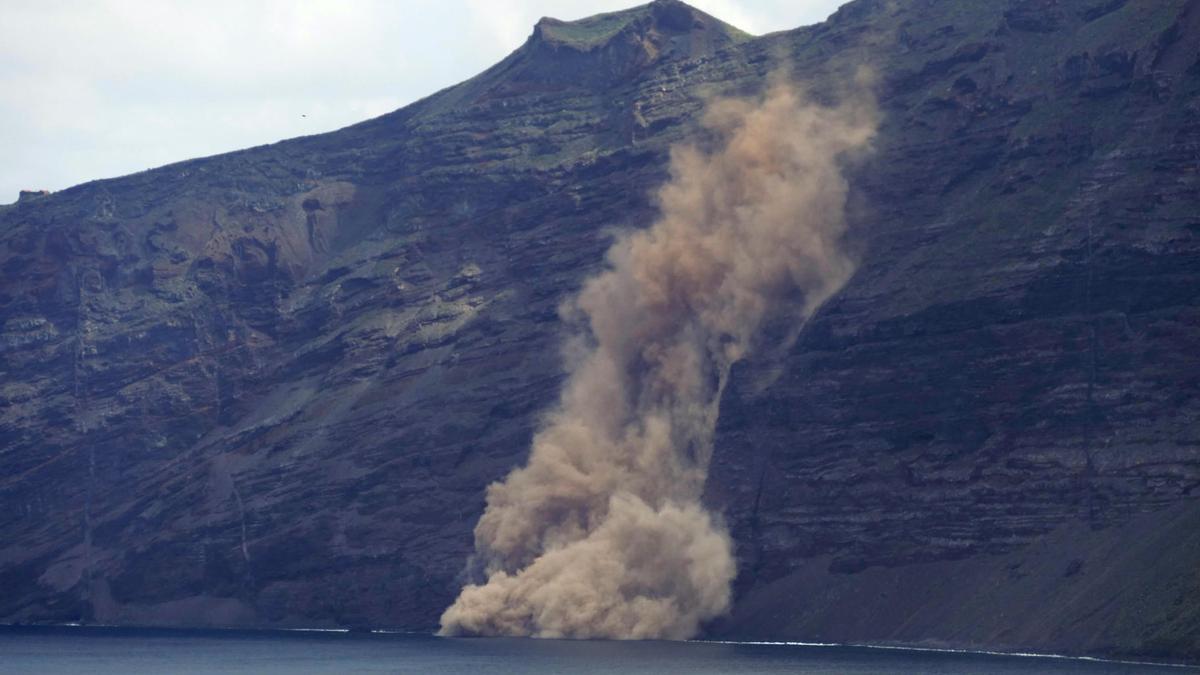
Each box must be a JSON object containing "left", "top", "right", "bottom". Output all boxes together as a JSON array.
[{"left": 0, "top": 1, "right": 846, "bottom": 203}]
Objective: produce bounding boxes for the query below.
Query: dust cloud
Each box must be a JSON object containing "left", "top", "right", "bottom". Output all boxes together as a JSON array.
[{"left": 440, "top": 77, "right": 876, "bottom": 640}]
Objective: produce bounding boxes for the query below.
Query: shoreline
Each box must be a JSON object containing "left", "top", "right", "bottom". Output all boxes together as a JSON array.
[
  {"left": 696, "top": 639, "right": 1200, "bottom": 670},
  {"left": 2, "top": 622, "right": 1197, "bottom": 669}
]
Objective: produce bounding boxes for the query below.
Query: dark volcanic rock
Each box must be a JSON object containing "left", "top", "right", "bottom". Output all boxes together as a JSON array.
[
  {"left": 705, "top": 0, "right": 1200, "bottom": 661},
  {"left": 0, "top": 0, "right": 1197, "bottom": 662}
]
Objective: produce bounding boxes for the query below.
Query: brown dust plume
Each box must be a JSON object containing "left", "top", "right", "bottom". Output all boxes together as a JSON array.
[{"left": 439, "top": 79, "right": 876, "bottom": 640}]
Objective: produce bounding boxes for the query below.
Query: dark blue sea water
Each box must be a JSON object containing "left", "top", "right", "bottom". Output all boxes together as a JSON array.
[{"left": 0, "top": 627, "right": 1194, "bottom": 674}]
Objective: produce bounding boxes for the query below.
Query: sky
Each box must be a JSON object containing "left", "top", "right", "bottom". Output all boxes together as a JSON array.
[{"left": 0, "top": 0, "right": 847, "bottom": 203}]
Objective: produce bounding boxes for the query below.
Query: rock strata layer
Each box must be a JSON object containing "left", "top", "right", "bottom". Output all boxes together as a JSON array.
[{"left": 0, "top": 0, "right": 1197, "bottom": 662}]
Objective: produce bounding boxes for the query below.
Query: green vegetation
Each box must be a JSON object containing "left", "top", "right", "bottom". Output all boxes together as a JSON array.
[
  {"left": 539, "top": 10, "right": 643, "bottom": 49},
  {"left": 537, "top": 2, "right": 752, "bottom": 50}
]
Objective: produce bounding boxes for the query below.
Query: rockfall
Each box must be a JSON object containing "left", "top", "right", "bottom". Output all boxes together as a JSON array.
[{"left": 1, "top": 0, "right": 1197, "bottom": 663}]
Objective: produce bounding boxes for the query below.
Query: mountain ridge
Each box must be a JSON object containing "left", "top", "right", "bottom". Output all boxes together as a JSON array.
[{"left": 1, "top": 0, "right": 1197, "bottom": 662}]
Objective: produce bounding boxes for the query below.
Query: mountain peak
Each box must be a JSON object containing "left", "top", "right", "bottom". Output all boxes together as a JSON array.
[
  {"left": 532, "top": 0, "right": 750, "bottom": 52},
  {"left": 480, "top": 0, "right": 751, "bottom": 91}
]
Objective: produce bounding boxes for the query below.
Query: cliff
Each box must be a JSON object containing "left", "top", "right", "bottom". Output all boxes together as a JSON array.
[{"left": 1, "top": 0, "right": 1197, "bottom": 662}]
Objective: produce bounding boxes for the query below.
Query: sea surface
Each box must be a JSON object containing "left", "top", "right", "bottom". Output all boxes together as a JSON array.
[{"left": 0, "top": 626, "right": 1194, "bottom": 674}]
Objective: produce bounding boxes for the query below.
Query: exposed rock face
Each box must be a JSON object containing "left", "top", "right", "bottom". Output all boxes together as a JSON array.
[
  {"left": 0, "top": 0, "right": 1197, "bottom": 662},
  {"left": 706, "top": 0, "right": 1200, "bottom": 660},
  {"left": 518, "top": 0, "right": 749, "bottom": 89},
  {"left": 15, "top": 190, "right": 51, "bottom": 204}
]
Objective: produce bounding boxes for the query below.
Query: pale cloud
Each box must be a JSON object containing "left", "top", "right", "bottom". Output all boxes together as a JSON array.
[{"left": 0, "top": 0, "right": 845, "bottom": 202}]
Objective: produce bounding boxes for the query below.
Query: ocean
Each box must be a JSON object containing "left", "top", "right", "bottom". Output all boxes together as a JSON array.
[{"left": 0, "top": 626, "right": 1193, "bottom": 674}]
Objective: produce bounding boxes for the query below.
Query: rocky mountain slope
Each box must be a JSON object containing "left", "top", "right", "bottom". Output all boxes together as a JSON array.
[{"left": 1, "top": 0, "right": 1197, "bottom": 662}]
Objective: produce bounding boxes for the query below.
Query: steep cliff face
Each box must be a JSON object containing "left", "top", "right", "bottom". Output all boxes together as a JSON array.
[
  {"left": 0, "top": 0, "right": 1197, "bottom": 662},
  {"left": 706, "top": 0, "right": 1200, "bottom": 659}
]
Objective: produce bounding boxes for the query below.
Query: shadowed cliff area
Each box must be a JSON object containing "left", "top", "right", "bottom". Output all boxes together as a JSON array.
[{"left": 1, "top": 0, "right": 1198, "bottom": 663}]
